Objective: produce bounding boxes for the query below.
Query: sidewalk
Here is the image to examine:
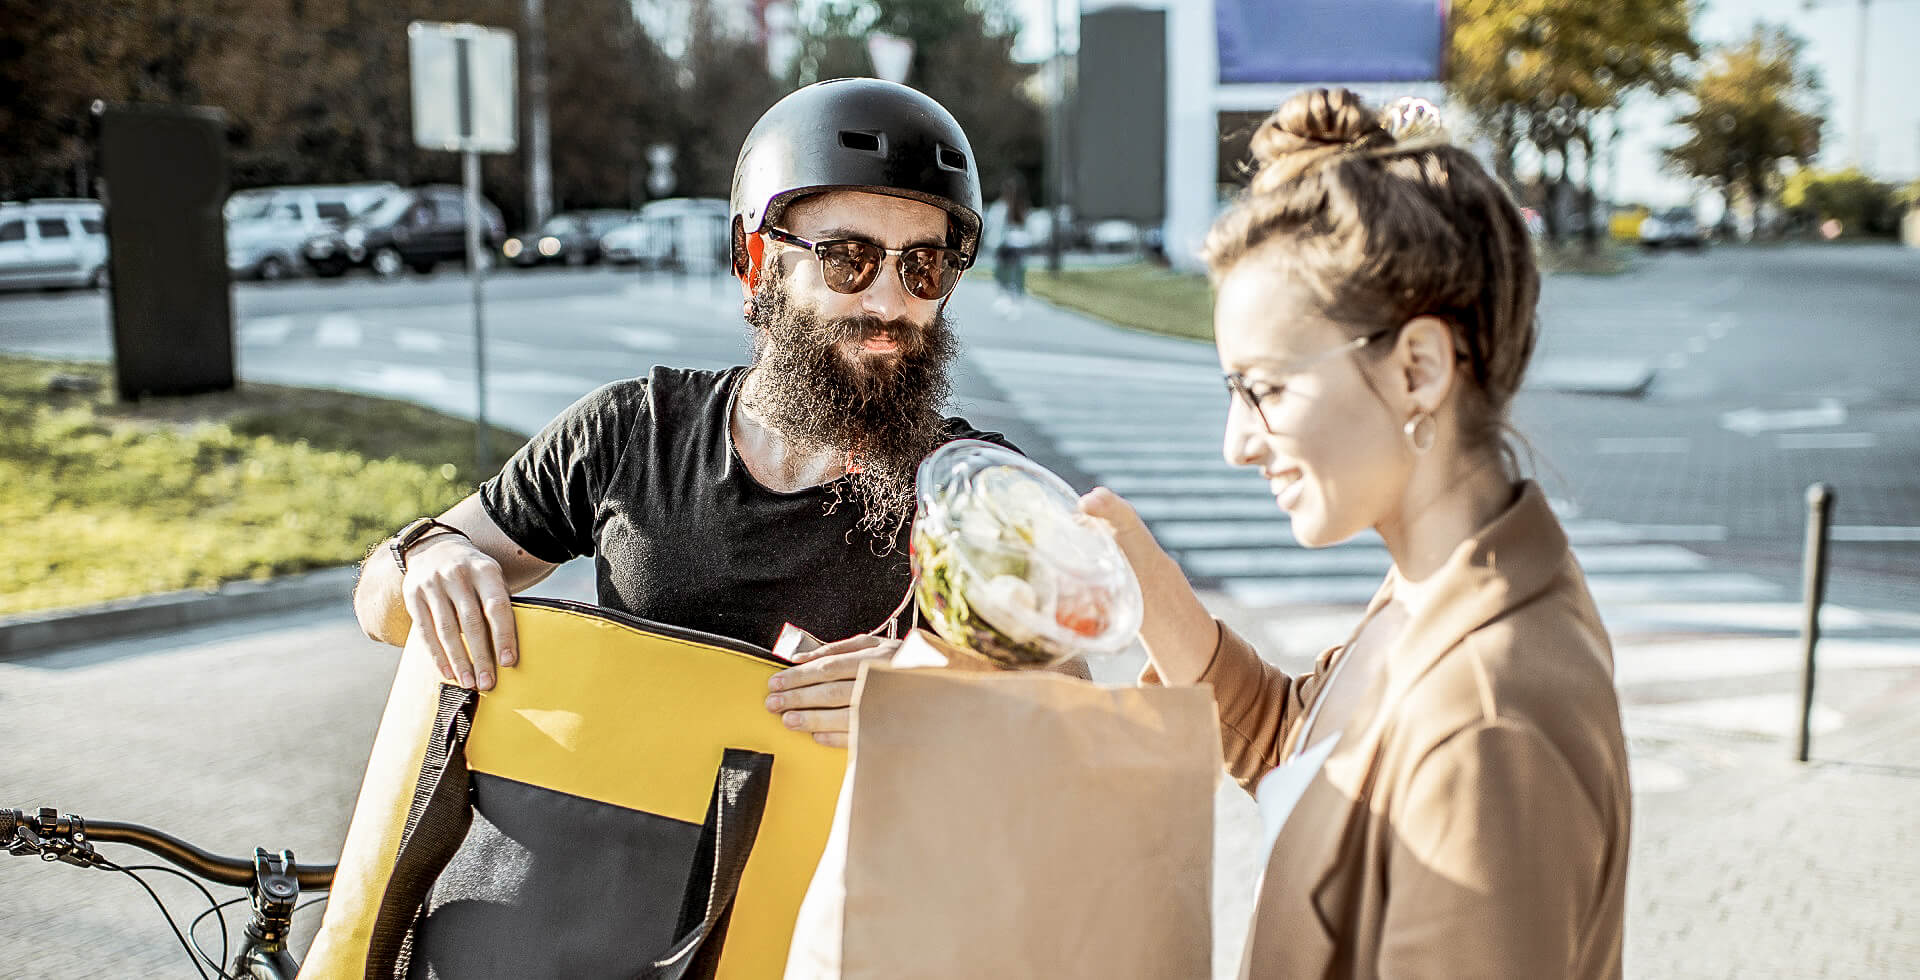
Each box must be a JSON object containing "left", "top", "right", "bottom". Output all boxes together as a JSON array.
[{"left": 1164, "top": 595, "right": 1920, "bottom": 980}]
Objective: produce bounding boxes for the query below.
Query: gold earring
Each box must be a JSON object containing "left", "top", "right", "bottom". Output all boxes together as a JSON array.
[{"left": 1403, "top": 412, "right": 1436, "bottom": 454}]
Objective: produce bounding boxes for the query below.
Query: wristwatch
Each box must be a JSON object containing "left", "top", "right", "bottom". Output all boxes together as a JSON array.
[{"left": 391, "top": 518, "right": 469, "bottom": 573}]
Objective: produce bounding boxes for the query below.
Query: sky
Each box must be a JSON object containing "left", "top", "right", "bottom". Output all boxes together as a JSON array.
[{"left": 1010, "top": 0, "right": 1920, "bottom": 207}]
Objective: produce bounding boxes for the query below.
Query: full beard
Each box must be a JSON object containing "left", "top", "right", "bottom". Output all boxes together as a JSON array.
[{"left": 745, "top": 275, "right": 960, "bottom": 544}]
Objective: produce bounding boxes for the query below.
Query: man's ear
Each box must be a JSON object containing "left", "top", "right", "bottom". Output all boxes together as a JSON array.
[
  {"left": 737, "top": 230, "right": 767, "bottom": 318},
  {"left": 1395, "top": 315, "right": 1459, "bottom": 413}
]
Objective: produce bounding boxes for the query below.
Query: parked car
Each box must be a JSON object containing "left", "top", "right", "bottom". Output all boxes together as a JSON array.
[
  {"left": 502, "top": 209, "right": 636, "bottom": 267},
  {"left": 600, "top": 198, "right": 729, "bottom": 269},
  {"left": 0, "top": 199, "right": 109, "bottom": 292},
  {"left": 1639, "top": 207, "right": 1706, "bottom": 251},
  {"left": 226, "top": 182, "right": 399, "bottom": 280},
  {"left": 302, "top": 185, "right": 504, "bottom": 278}
]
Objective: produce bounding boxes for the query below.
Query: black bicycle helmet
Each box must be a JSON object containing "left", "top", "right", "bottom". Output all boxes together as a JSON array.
[{"left": 730, "top": 78, "right": 984, "bottom": 278}]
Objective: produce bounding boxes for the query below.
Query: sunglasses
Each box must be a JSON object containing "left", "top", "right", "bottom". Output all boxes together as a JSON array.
[{"left": 763, "top": 226, "right": 971, "bottom": 301}]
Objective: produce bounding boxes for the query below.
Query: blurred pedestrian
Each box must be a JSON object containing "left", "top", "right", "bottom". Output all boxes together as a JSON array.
[
  {"left": 983, "top": 175, "right": 1031, "bottom": 313},
  {"left": 1082, "top": 88, "right": 1631, "bottom": 978}
]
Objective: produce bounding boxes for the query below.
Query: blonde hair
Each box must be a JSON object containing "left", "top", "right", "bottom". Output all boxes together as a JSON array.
[{"left": 1204, "top": 88, "right": 1539, "bottom": 458}]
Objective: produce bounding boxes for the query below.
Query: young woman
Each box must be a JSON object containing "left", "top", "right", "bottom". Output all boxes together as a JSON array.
[{"left": 1082, "top": 89, "right": 1631, "bottom": 978}]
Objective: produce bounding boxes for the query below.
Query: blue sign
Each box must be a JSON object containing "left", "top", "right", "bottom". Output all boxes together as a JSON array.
[{"left": 1217, "top": 0, "right": 1447, "bottom": 84}]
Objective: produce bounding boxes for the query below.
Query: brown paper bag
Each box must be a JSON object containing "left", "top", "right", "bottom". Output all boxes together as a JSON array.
[{"left": 785, "top": 636, "right": 1222, "bottom": 979}]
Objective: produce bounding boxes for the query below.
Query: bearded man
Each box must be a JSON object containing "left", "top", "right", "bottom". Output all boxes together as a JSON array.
[{"left": 351, "top": 79, "right": 1014, "bottom": 746}]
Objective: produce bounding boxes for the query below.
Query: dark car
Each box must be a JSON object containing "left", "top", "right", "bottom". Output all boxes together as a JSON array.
[
  {"left": 302, "top": 185, "right": 505, "bottom": 278},
  {"left": 502, "top": 210, "right": 636, "bottom": 268}
]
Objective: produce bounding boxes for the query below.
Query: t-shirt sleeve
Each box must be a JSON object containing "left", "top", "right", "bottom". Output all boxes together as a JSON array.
[
  {"left": 479, "top": 380, "right": 646, "bottom": 564},
  {"left": 940, "top": 417, "right": 1021, "bottom": 456}
]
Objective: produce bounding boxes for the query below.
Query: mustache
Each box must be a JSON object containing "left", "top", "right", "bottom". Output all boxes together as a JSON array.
[{"left": 824, "top": 314, "right": 928, "bottom": 355}]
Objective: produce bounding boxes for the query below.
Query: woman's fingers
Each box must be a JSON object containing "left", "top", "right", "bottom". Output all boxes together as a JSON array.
[
  {"left": 778, "top": 706, "right": 852, "bottom": 741},
  {"left": 765, "top": 679, "right": 856, "bottom": 714}
]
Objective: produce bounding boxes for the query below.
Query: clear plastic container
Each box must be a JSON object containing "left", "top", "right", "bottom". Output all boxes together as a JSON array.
[{"left": 910, "top": 440, "right": 1143, "bottom": 668}]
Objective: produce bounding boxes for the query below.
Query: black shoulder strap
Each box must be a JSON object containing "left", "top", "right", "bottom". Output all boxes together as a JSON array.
[
  {"left": 639, "top": 747, "right": 775, "bottom": 980},
  {"left": 366, "top": 685, "right": 478, "bottom": 980}
]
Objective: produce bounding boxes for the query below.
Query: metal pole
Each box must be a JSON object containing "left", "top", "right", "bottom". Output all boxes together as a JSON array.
[
  {"left": 1044, "top": 0, "right": 1064, "bottom": 273},
  {"left": 524, "top": 0, "right": 553, "bottom": 229},
  {"left": 464, "top": 148, "right": 490, "bottom": 474},
  {"left": 1853, "top": 0, "right": 1870, "bottom": 168},
  {"left": 1796, "top": 483, "right": 1835, "bottom": 762}
]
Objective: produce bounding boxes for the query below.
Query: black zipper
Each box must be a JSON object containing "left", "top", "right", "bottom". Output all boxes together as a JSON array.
[{"left": 510, "top": 595, "right": 786, "bottom": 667}]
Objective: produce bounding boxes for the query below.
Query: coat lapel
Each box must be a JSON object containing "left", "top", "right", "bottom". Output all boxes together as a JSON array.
[{"left": 1273, "top": 482, "right": 1573, "bottom": 957}]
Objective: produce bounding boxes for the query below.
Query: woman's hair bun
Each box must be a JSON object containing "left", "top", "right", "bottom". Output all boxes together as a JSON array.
[{"left": 1247, "top": 88, "right": 1390, "bottom": 189}]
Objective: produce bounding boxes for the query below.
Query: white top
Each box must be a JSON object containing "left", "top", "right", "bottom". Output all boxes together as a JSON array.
[
  {"left": 1255, "top": 733, "right": 1340, "bottom": 847},
  {"left": 1253, "top": 643, "right": 1357, "bottom": 846}
]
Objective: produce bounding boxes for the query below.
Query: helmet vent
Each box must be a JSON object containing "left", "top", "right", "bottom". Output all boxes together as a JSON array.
[
  {"left": 936, "top": 144, "right": 968, "bottom": 172},
  {"left": 838, "top": 130, "right": 885, "bottom": 154}
]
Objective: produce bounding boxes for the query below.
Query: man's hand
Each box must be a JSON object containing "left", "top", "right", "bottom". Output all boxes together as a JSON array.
[
  {"left": 765, "top": 634, "right": 903, "bottom": 747},
  {"left": 399, "top": 533, "right": 519, "bottom": 691}
]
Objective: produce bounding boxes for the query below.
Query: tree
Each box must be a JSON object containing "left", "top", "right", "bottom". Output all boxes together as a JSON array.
[
  {"left": 1782, "top": 168, "right": 1899, "bottom": 237},
  {"left": 1664, "top": 25, "right": 1823, "bottom": 239},
  {"left": 1449, "top": 0, "right": 1696, "bottom": 250},
  {"left": 786, "top": 0, "right": 1044, "bottom": 208}
]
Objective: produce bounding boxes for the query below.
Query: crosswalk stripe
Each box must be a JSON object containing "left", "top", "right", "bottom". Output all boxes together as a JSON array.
[
  {"left": 968, "top": 341, "right": 1800, "bottom": 626},
  {"left": 1127, "top": 495, "right": 1295, "bottom": 520},
  {"left": 315, "top": 314, "right": 362, "bottom": 348},
  {"left": 1226, "top": 572, "right": 1782, "bottom": 607},
  {"left": 1099, "top": 474, "right": 1268, "bottom": 495},
  {"left": 1183, "top": 543, "right": 1714, "bottom": 578},
  {"left": 238, "top": 316, "right": 294, "bottom": 345}
]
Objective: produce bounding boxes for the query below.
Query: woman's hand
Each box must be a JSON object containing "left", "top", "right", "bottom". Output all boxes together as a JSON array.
[{"left": 1079, "top": 488, "right": 1221, "bottom": 686}]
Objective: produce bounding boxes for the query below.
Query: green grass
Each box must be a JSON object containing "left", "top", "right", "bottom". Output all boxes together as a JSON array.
[
  {"left": 1027, "top": 263, "right": 1214, "bottom": 343},
  {"left": 0, "top": 356, "right": 526, "bottom": 616}
]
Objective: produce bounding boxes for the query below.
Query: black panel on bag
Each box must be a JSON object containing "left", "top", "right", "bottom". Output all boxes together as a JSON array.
[{"left": 408, "top": 772, "right": 704, "bottom": 979}]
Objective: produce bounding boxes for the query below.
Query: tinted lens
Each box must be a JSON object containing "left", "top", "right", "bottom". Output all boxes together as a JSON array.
[
  {"left": 899, "top": 247, "right": 962, "bottom": 300},
  {"left": 818, "top": 242, "right": 881, "bottom": 293}
]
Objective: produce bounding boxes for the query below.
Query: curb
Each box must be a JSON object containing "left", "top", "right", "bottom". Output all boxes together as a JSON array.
[{"left": 0, "top": 565, "right": 360, "bottom": 661}]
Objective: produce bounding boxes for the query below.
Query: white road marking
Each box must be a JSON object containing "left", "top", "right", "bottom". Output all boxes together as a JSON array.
[
  {"left": 349, "top": 364, "right": 448, "bottom": 392},
  {"left": 491, "top": 370, "right": 601, "bottom": 393},
  {"left": 1831, "top": 525, "right": 1920, "bottom": 542},
  {"left": 394, "top": 328, "right": 445, "bottom": 353},
  {"left": 611, "top": 326, "right": 678, "bottom": 350},
  {"left": 315, "top": 314, "right": 362, "bottom": 348},
  {"left": 1775, "top": 431, "right": 1877, "bottom": 450},
  {"left": 1720, "top": 397, "right": 1845, "bottom": 435},
  {"left": 238, "top": 316, "right": 294, "bottom": 345}
]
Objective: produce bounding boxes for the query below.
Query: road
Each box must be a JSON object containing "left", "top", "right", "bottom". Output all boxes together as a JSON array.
[{"left": 3, "top": 244, "right": 1917, "bottom": 976}]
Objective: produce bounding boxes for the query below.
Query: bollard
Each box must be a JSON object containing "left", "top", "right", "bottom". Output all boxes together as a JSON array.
[{"left": 1796, "top": 483, "right": 1835, "bottom": 763}]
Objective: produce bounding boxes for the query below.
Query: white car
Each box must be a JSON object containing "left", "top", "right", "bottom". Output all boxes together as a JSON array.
[
  {"left": 600, "top": 198, "right": 730, "bottom": 269},
  {"left": 0, "top": 200, "right": 109, "bottom": 292},
  {"left": 226, "top": 183, "right": 399, "bottom": 280},
  {"left": 1639, "top": 208, "right": 1706, "bottom": 251}
]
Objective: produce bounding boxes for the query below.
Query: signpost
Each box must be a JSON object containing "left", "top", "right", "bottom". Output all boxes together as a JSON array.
[{"left": 409, "top": 21, "right": 517, "bottom": 471}]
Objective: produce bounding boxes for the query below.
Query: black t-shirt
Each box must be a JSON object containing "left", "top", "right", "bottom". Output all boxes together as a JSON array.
[{"left": 480, "top": 366, "right": 1015, "bottom": 650}]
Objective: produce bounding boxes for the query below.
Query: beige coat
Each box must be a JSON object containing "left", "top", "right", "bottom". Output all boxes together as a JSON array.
[{"left": 1148, "top": 482, "right": 1630, "bottom": 978}]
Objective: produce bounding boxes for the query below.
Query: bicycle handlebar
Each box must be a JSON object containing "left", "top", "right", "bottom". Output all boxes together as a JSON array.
[{"left": 4, "top": 808, "right": 335, "bottom": 890}]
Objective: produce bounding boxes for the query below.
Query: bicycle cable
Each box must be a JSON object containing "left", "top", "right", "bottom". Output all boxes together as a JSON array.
[
  {"left": 93, "top": 855, "right": 224, "bottom": 980},
  {"left": 188, "top": 894, "right": 246, "bottom": 979}
]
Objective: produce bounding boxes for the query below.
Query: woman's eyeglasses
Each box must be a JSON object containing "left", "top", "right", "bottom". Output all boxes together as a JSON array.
[
  {"left": 763, "top": 226, "right": 971, "bottom": 301},
  {"left": 1222, "top": 328, "right": 1394, "bottom": 433}
]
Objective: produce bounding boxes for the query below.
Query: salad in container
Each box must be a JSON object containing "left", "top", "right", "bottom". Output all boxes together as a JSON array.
[{"left": 910, "top": 440, "right": 1143, "bottom": 669}]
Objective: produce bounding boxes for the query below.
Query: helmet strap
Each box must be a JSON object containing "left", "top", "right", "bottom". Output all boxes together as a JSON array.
[{"left": 742, "top": 230, "right": 769, "bottom": 293}]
